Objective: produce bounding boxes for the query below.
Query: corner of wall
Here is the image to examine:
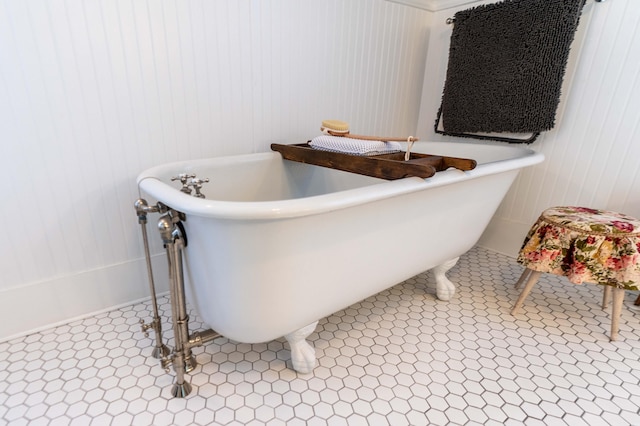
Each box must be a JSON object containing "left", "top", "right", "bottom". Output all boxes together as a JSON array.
[{"left": 476, "top": 216, "right": 531, "bottom": 258}]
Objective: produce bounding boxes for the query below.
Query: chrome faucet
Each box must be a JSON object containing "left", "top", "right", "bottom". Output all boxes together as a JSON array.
[
  {"left": 171, "top": 174, "right": 196, "bottom": 195},
  {"left": 189, "top": 177, "right": 209, "bottom": 198}
]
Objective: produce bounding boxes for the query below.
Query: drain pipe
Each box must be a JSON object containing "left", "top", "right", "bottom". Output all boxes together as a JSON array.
[
  {"left": 171, "top": 228, "right": 197, "bottom": 374},
  {"left": 158, "top": 213, "right": 195, "bottom": 398},
  {"left": 134, "top": 199, "right": 170, "bottom": 360}
]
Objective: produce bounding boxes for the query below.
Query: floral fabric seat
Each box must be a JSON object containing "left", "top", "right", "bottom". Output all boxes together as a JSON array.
[{"left": 511, "top": 206, "right": 640, "bottom": 341}]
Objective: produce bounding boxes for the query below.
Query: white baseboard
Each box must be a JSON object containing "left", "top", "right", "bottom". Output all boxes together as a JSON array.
[{"left": 0, "top": 255, "right": 169, "bottom": 342}]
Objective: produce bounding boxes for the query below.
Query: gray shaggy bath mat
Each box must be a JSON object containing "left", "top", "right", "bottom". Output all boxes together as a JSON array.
[{"left": 437, "top": 0, "right": 586, "bottom": 143}]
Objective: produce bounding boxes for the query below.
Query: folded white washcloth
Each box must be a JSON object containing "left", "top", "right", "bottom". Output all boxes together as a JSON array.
[{"left": 309, "top": 135, "right": 402, "bottom": 156}]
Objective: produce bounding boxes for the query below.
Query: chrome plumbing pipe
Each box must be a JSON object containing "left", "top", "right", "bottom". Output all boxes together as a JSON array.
[
  {"left": 186, "top": 328, "right": 221, "bottom": 352},
  {"left": 140, "top": 201, "right": 219, "bottom": 398},
  {"left": 134, "top": 199, "right": 170, "bottom": 360},
  {"left": 172, "top": 234, "right": 197, "bottom": 373},
  {"left": 158, "top": 213, "right": 195, "bottom": 398}
]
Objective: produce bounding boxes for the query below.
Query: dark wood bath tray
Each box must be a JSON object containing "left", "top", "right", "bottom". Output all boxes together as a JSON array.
[{"left": 271, "top": 143, "right": 477, "bottom": 180}]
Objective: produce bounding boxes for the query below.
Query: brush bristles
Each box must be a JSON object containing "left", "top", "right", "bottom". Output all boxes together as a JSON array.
[{"left": 321, "top": 120, "right": 349, "bottom": 134}]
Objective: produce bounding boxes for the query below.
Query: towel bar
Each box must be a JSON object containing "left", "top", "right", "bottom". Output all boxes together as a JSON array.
[{"left": 446, "top": 0, "right": 605, "bottom": 24}]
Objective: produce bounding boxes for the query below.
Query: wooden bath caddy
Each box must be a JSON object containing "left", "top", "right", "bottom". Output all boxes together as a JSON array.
[{"left": 271, "top": 143, "right": 477, "bottom": 180}]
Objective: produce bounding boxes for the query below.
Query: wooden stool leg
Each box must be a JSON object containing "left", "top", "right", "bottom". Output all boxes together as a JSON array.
[
  {"left": 514, "top": 268, "right": 532, "bottom": 290},
  {"left": 602, "top": 285, "right": 611, "bottom": 309},
  {"left": 511, "top": 270, "right": 542, "bottom": 315},
  {"left": 610, "top": 287, "right": 625, "bottom": 341}
]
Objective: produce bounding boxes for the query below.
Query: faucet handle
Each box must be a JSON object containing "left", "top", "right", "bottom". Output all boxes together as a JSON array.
[
  {"left": 139, "top": 318, "right": 153, "bottom": 338},
  {"left": 171, "top": 173, "right": 196, "bottom": 194},
  {"left": 171, "top": 173, "right": 196, "bottom": 183},
  {"left": 189, "top": 177, "right": 210, "bottom": 199},
  {"left": 190, "top": 177, "right": 209, "bottom": 185}
]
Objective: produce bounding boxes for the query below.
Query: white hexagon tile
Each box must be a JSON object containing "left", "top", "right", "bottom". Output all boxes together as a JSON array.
[{"left": 2, "top": 247, "right": 640, "bottom": 425}]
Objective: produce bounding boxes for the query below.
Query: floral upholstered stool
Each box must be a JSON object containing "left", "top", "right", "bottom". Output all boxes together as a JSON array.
[{"left": 511, "top": 206, "right": 640, "bottom": 341}]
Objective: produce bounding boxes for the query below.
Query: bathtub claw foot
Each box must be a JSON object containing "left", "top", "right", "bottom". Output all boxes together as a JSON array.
[
  {"left": 433, "top": 257, "right": 459, "bottom": 301},
  {"left": 284, "top": 321, "right": 318, "bottom": 374}
]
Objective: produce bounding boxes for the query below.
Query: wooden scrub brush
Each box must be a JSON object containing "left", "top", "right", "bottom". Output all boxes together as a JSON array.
[{"left": 320, "top": 120, "right": 418, "bottom": 160}]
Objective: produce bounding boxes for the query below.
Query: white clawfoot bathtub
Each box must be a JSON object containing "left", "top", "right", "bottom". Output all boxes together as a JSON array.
[{"left": 137, "top": 141, "right": 543, "bottom": 373}]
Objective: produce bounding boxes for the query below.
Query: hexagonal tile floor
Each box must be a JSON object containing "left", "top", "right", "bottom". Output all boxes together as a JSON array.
[{"left": 2, "top": 246, "right": 640, "bottom": 425}]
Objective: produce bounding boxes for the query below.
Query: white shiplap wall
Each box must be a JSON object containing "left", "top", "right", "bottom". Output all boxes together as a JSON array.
[
  {"left": 2, "top": 0, "right": 638, "bottom": 340},
  {"left": 0, "top": 0, "right": 432, "bottom": 340},
  {"left": 417, "top": 0, "right": 640, "bottom": 256}
]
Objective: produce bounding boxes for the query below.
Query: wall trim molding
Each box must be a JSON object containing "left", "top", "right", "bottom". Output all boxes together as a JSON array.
[
  {"left": 386, "top": 0, "right": 480, "bottom": 12},
  {"left": 0, "top": 255, "right": 169, "bottom": 342}
]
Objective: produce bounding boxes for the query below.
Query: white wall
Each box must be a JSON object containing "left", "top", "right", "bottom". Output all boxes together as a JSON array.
[
  {"left": 2, "top": 0, "right": 638, "bottom": 341},
  {"left": 0, "top": 0, "right": 432, "bottom": 340},
  {"left": 416, "top": 0, "right": 640, "bottom": 256}
]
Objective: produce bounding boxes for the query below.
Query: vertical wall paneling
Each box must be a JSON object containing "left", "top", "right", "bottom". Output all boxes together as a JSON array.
[
  {"left": 0, "top": 0, "right": 431, "bottom": 340},
  {"left": 4, "top": 0, "right": 636, "bottom": 339}
]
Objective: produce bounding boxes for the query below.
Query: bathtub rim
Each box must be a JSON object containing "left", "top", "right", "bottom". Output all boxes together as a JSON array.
[{"left": 137, "top": 143, "right": 544, "bottom": 220}]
